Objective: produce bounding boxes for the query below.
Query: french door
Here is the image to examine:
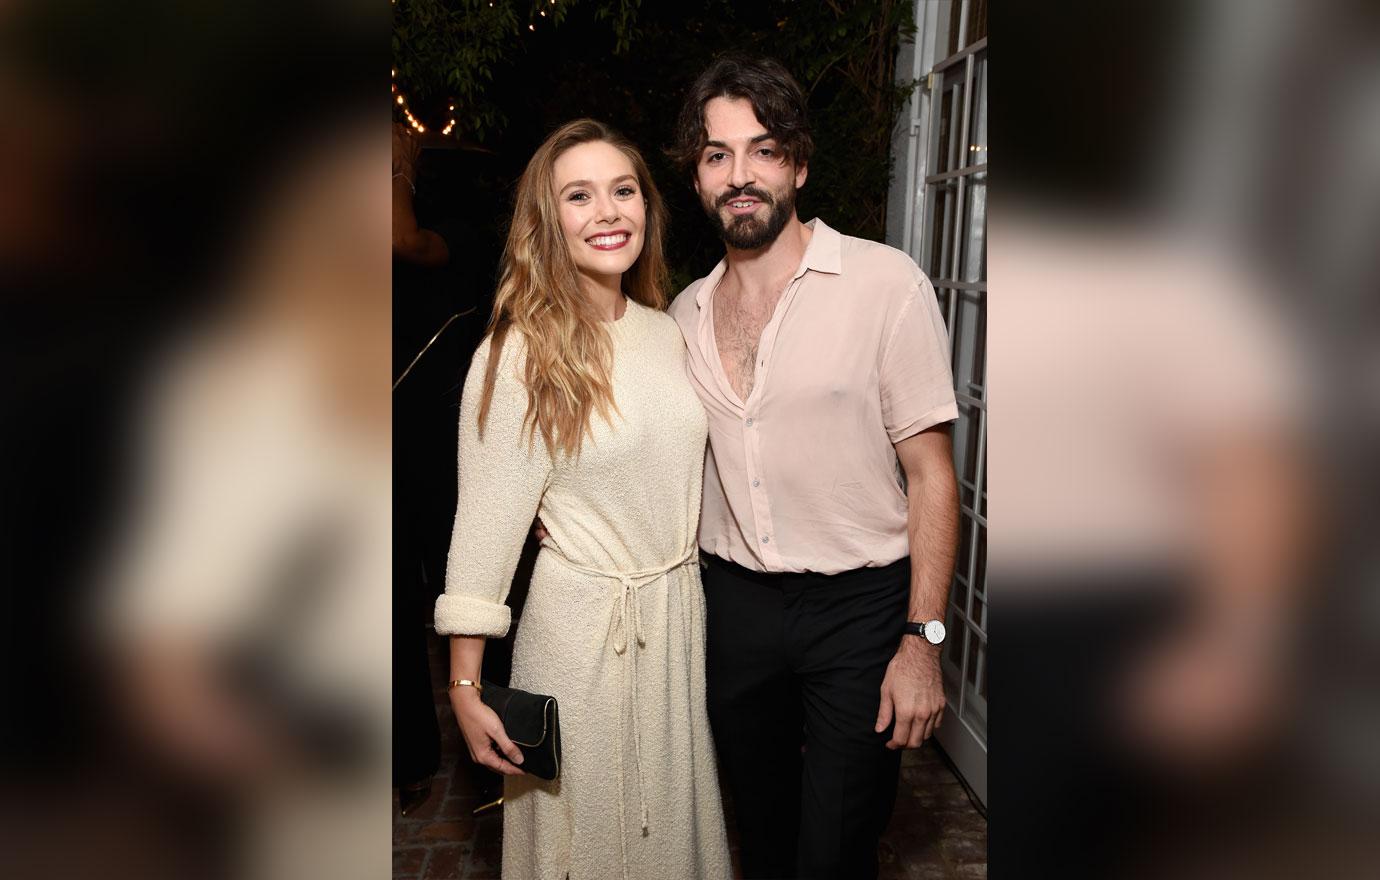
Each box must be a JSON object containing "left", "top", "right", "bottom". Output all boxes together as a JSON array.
[{"left": 889, "top": 0, "right": 988, "bottom": 806}]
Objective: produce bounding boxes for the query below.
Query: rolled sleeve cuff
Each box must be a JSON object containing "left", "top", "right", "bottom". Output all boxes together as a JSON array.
[
  {"left": 888, "top": 400, "right": 961, "bottom": 444},
  {"left": 433, "top": 593, "right": 511, "bottom": 638}
]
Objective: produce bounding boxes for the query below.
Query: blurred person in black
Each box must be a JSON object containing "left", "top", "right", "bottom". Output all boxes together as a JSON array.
[{"left": 391, "top": 123, "right": 503, "bottom": 814}]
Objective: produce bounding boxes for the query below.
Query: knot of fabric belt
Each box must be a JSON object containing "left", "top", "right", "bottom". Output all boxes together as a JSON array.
[
  {"left": 541, "top": 544, "right": 698, "bottom": 880},
  {"left": 610, "top": 573, "right": 646, "bottom": 658}
]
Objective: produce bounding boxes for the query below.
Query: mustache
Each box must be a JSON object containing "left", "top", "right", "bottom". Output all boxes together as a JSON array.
[{"left": 716, "top": 186, "right": 774, "bottom": 209}]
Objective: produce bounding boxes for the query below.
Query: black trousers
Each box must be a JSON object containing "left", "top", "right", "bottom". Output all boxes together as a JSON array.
[{"left": 702, "top": 554, "right": 910, "bottom": 880}]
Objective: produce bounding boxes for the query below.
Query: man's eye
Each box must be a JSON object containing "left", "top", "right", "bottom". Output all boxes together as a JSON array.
[
  {"left": 758, "top": 147, "right": 775, "bottom": 157},
  {"left": 706, "top": 152, "right": 726, "bottom": 163}
]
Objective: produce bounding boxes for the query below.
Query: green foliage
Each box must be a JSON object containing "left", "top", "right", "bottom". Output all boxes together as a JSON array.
[
  {"left": 393, "top": 0, "right": 523, "bottom": 141},
  {"left": 771, "top": 0, "right": 919, "bottom": 243},
  {"left": 396, "top": 0, "right": 919, "bottom": 276},
  {"left": 392, "top": 0, "right": 638, "bottom": 141}
]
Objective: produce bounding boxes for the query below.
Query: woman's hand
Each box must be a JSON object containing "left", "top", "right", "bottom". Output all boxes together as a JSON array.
[{"left": 450, "top": 687, "right": 526, "bottom": 776}]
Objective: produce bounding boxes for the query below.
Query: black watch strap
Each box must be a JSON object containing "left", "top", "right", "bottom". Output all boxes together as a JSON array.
[{"left": 902, "top": 621, "right": 926, "bottom": 637}]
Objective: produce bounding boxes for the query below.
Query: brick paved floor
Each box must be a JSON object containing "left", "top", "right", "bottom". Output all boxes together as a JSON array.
[{"left": 395, "top": 631, "right": 987, "bottom": 879}]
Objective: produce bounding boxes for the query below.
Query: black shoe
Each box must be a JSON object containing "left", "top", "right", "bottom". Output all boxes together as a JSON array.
[{"left": 398, "top": 780, "right": 433, "bottom": 817}]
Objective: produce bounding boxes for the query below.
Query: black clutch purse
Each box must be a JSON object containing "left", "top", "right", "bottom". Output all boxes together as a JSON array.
[{"left": 480, "top": 681, "right": 562, "bottom": 780}]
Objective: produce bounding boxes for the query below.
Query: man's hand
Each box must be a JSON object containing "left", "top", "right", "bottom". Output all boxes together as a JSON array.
[{"left": 876, "top": 638, "right": 946, "bottom": 749}]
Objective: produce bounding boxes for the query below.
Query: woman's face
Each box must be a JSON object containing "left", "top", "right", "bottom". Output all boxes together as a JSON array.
[{"left": 552, "top": 140, "right": 646, "bottom": 285}]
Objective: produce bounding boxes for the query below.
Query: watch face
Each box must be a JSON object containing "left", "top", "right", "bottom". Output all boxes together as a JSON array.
[{"left": 924, "top": 620, "right": 946, "bottom": 645}]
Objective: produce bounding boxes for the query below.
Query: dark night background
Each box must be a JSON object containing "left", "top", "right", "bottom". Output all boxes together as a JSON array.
[
  {"left": 396, "top": 0, "right": 919, "bottom": 296},
  {"left": 389, "top": 0, "right": 925, "bottom": 801}
]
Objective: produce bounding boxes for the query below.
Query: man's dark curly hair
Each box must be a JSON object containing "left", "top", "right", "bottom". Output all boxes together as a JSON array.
[{"left": 667, "top": 54, "right": 813, "bottom": 178}]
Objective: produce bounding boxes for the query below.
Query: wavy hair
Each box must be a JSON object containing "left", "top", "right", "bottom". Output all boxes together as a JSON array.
[
  {"left": 477, "top": 119, "right": 670, "bottom": 459},
  {"left": 667, "top": 54, "right": 813, "bottom": 179}
]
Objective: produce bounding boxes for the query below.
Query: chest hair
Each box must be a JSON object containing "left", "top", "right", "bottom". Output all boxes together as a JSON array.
[{"left": 714, "top": 283, "right": 783, "bottom": 402}]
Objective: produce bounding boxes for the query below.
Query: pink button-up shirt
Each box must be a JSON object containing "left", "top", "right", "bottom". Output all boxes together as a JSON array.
[{"left": 669, "top": 218, "right": 959, "bottom": 575}]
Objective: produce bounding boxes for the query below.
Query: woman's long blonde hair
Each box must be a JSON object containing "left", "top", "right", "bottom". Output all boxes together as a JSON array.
[{"left": 477, "top": 119, "right": 670, "bottom": 459}]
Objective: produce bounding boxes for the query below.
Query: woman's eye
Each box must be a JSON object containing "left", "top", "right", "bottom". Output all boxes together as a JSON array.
[
  {"left": 568, "top": 192, "right": 589, "bottom": 203},
  {"left": 616, "top": 186, "right": 637, "bottom": 197}
]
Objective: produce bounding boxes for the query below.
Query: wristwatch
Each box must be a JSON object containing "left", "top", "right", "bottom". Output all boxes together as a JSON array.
[{"left": 903, "top": 619, "right": 946, "bottom": 645}]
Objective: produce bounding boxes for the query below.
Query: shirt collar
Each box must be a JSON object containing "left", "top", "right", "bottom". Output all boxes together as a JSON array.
[
  {"left": 797, "top": 217, "right": 843, "bottom": 277},
  {"left": 694, "top": 217, "right": 844, "bottom": 310}
]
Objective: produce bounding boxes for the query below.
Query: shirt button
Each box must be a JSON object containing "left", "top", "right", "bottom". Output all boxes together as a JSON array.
[
  {"left": 745, "top": 418, "right": 754, "bottom": 427},
  {"left": 761, "top": 535, "right": 770, "bottom": 544},
  {"left": 752, "top": 479, "right": 760, "bottom": 488}
]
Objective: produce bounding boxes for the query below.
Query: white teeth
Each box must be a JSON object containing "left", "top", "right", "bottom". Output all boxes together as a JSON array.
[
  {"left": 731, "top": 201, "right": 754, "bottom": 208},
  {"left": 588, "top": 233, "right": 629, "bottom": 247}
]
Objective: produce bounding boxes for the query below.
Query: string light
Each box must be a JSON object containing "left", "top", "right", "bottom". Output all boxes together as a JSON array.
[
  {"left": 391, "top": 58, "right": 429, "bottom": 135},
  {"left": 395, "top": 0, "right": 569, "bottom": 135}
]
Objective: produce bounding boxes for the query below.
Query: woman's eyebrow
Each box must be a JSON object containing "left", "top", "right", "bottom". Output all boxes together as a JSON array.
[{"left": 559, "top": 174, "right": 636, "bottom": 194}]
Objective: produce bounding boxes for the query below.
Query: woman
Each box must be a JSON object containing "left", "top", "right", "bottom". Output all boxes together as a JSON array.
[{"left": 432, "top": 119, "right": 730, "bottom": 880}]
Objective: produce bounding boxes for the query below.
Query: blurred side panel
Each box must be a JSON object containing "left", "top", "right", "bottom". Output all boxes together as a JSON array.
[
  {"left": 2, "top": 2, "right": 390, "bottom": 879},
  {"left": 993, "top": 0, "right": 1379, "bottom": 876}
]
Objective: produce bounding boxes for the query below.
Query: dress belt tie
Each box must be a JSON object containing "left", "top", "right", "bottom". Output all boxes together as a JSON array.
[{"left": 541, "top": 542, "right": 699, "bottom": 880}]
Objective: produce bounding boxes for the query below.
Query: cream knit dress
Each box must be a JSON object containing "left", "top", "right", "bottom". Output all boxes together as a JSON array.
[{"left": 433, "top": 299, "right": 731, "bottom": 880}]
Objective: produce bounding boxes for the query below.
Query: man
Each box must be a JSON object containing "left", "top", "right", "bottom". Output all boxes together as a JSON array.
[{"left": 666, "top": 56, "right": 961, "bottom": 879}]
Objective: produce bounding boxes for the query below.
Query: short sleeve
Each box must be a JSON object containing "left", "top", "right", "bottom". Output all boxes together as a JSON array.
[
  {"left": 880, "top": 274, "right": 960, "bottom": 443},
  {"left": 433, "top": 336, "right": 553, "bottom": 637}
]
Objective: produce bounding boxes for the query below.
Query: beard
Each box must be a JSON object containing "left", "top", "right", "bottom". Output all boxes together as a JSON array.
[{"left": 703, "top": 183, "right": 796, "bottom": 250}]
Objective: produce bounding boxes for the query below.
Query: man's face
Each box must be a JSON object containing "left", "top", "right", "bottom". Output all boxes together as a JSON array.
[{"left": 693, "top": 96, "right": 808, "bottom": 250}]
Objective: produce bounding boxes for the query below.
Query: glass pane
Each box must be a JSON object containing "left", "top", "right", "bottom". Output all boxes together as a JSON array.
[
  {"left": 958, "top": 513, "right": 973, "bottom": 565},
  {"left": 974, "top": 523, "right": 987, "bottom": 599},
  {"left": 945, "top": 608, "right": 964, "bottom": 666},
  {"left": 971, "top": 594, "right": 986, "bottom": 631},
  {"left": 934, "top": 84, "right": 956, "bottom": 175},
  {"left": 978, "top": 641, "right": 988, "bottom": 701},
  {"left": 944, "top": 79, "right": 965, "bottom": 173},
  {"left": 966, "top": 54, "right": 988, "bottom": 168},
  {"left": 967, "top": 0, "right": 989, "bottom": 47},
  {"left": 971, "top": 289, "right": 986, "bottom": 387},
  {"left": 946, "top": 0, "right": 963, "bottom": 56},
  {"left": 961, "top": 402, "right": 981, "bottom": 485},
  {"left": 953, "top": 288, "right": 982, "bottom": 388},
  {"left": 965, "top": 627, "right": 981, "bottom": 687},
  {"left": 962, "top": 170, "right": 987, "bottom": 283},
  {"left": 962, "top": 636, "right": 987, "bottom": 738},
  {"left": 960, "top": 481, "right": 976, "bottom": 513},
  {"left": 950, "top": 574, "right": 968, "bottom": 621},
  {"left": 926, "top": 179, "right": 958, "bottom": 282}
]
